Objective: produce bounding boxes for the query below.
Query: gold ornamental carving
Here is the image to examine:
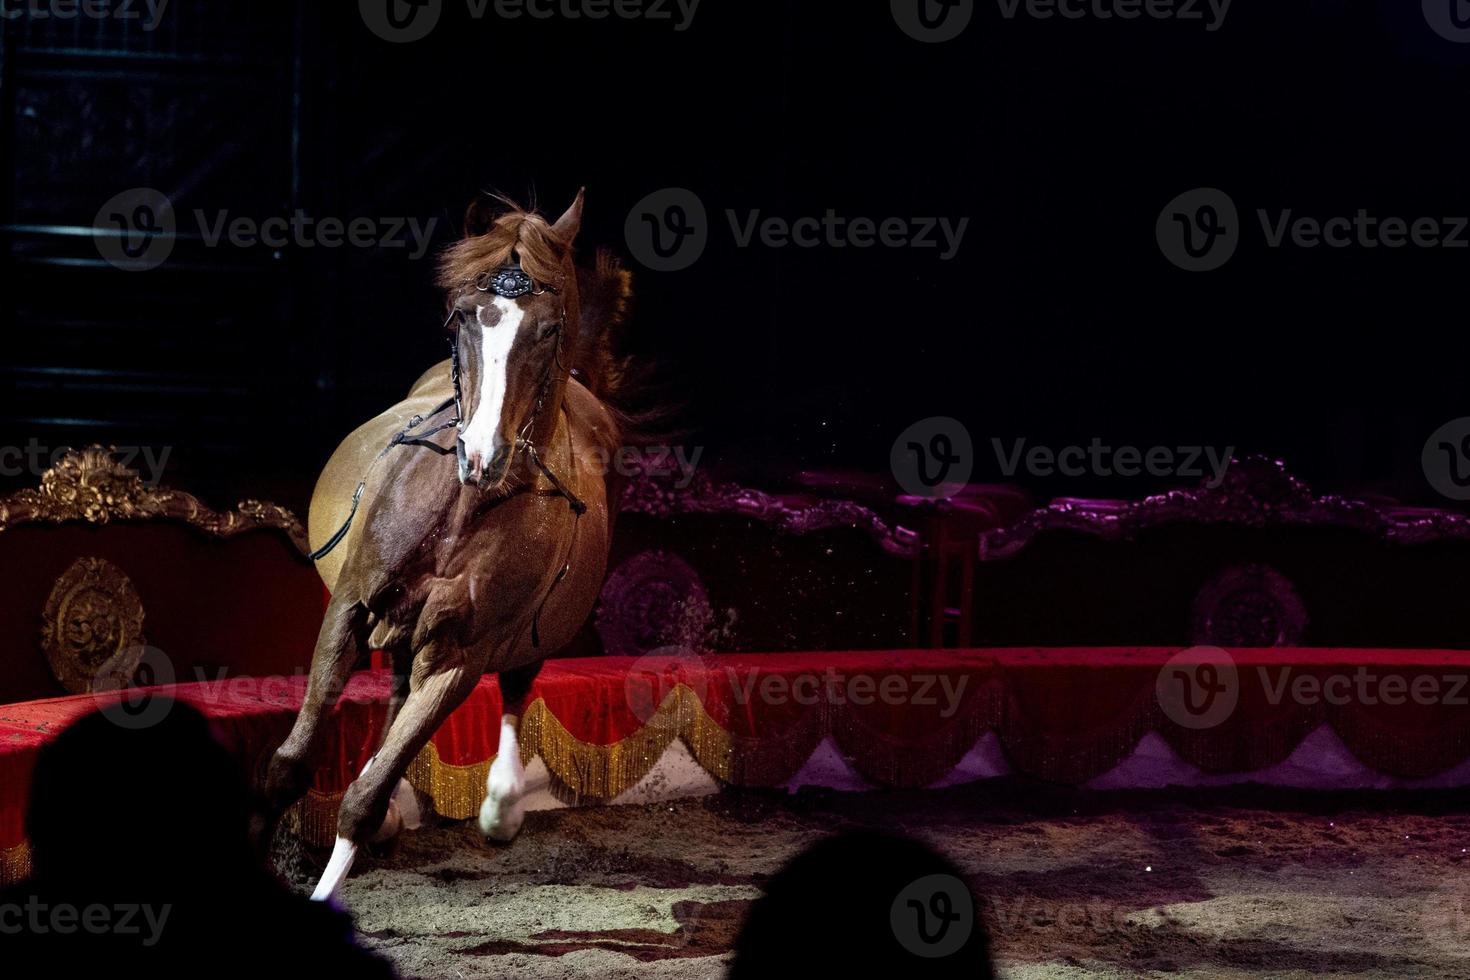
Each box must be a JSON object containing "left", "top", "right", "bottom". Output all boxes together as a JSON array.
[
  {"left": 0, "top": 446, "right": 309, "bottom": 553},
  {"left": 40, "top": 557, "right": 148, "bottom": 694}
]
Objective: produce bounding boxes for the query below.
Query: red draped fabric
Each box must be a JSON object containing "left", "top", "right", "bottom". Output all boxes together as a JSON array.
[{"left": 5, "top": 648, "right": 1470, "bottom": 882}]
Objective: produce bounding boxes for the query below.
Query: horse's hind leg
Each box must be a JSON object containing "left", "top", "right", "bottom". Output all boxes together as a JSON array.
[
  {"left": 479, "top": 660, "right": 543, "bottom": 842},
  {"left": 265, "top": 596, "right": 368, "bottom": 819},
  {"left": 314, "top": 658, "right": 481, "bottom": 901},
  {"left": 367, "top": 644, "right": 421, "bottom": 843}
]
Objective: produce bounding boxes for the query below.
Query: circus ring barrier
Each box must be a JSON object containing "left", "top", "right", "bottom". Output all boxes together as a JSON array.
[
  {"left": 10, "top": 648, "right": 1470, "bottom": 885},
  {"left": 7, "top": 451, "right": 1470, "bottom": 885}
]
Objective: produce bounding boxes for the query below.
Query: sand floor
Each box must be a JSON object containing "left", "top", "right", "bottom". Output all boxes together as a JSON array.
[{"left": 278, "top": 781, "right": 1470, "bottom": 979}]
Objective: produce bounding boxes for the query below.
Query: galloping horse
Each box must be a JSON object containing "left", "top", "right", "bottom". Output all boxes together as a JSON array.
[{"left": 265, "top": 191, "right": 637, "bottom": 900}]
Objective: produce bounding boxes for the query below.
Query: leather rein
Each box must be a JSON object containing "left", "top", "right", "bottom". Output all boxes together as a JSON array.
[{"left": 308, "top": 266, "right": 587, "bottom": 564}]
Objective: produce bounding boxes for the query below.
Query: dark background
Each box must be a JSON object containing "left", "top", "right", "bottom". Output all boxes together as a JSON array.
[{"left": 2, "top": 0, "right": 1468, "bottom": 514}]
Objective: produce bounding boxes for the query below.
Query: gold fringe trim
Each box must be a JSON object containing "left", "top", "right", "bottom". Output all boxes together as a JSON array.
[
  {"left": 2, "top": 839, "right": 31, "bottom": 885},
  {"left": 296, "top": 788, "right": 346, "bottom": 849},
  {"left": 520, "top": 685, "right": 735, "bottom": 803},
  {"left": 406, "top": 744, "right": 492, "bottom": 820}
]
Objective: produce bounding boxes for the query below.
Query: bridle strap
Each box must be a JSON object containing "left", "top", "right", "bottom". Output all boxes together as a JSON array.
[
  {"left": 306, "top": 392, "right": 460, "bottom": 562},
  {"left": 522, "top": 441, "right": 587, "bottom": 516}
]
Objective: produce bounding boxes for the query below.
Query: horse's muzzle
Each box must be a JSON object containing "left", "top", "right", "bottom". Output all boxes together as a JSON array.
[{"left": 457, "top": 439, "right": 512, "bottom": 488}]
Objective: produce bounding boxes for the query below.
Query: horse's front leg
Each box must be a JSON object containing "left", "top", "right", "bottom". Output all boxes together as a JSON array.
[
  {"left": 479, "top": 660, "right": 544, "bottom": 842},
  {"left": 264, "top": 596, "right": 368, "bottom": 826},
  {"left": 313, "top": 651, "right": 482, "bottom": 901}
]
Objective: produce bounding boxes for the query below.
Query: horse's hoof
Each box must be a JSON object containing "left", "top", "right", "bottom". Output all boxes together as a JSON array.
[
  {"left": 480, "top": 716, "right": 527, "bottom": 841},
  {"left": 370, "top": 778, "right": 422, "bottom": 843},
  {"left": 371, "top": 798, "right": 403, "bottom": 844},
  {"left": 478, "top": 784, "right": 525, "bottom": 842}
]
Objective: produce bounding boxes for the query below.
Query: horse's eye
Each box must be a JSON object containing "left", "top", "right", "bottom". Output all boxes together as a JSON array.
[{"left": 536, "top": 320, "right": 561, "bottom": 342}]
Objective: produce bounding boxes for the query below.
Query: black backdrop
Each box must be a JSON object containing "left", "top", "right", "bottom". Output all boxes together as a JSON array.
[{"left": 2, "top": 1, "right": 1468, "bottom": 512}]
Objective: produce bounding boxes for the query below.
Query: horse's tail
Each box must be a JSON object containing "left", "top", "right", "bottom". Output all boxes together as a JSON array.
[{"left": 574, "top": 249, "right": 683, "bottom": 448}]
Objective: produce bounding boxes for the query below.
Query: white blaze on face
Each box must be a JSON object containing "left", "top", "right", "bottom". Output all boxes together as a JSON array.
[{"left": 460, "top": 296, "right": 524, "bottom": 473}]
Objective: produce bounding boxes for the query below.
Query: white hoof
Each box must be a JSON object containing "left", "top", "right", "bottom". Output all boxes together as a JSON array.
[
  {"left": 478, "top": 784, "right": 525, "bottom": 842},
  {"left": 311, "top": 836, "right": 358, "bottom": 902},
  {"left": 478, "top": 715, "right": 526, "bottom": 842}
]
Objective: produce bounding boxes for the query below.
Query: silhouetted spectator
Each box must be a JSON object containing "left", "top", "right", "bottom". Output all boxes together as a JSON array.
[
  {"left": 1, "top": 700, "right": 394, "bottom": 976},
  {"left": 729, "top": 828, "right": 995, "bottom": 977}
]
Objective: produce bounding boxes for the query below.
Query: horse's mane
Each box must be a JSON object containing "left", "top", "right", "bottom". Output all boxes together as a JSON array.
[
  {"left": 438, "top": 196, "right": 649, "bottom": 441},
  {"left": 437, "top": 195, "right": 570, "bottom": 293}
]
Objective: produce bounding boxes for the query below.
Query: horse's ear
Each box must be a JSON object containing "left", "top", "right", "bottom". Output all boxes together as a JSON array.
[
  {"left": 464, "top": 195, "right": 496, "bottom": 237},
  {"left": 551, "top": 188, "right": 585, "bottom": 245}
]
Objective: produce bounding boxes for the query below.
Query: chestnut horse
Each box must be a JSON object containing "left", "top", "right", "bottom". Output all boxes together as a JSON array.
[{"left": 265, "top": 191, "right": 636, "bottom": 900}]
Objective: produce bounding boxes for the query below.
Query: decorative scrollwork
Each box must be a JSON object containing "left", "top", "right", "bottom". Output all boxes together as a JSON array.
[
  {"left": 1190, "top": 564, "right": 1309, "bottom": 647},
  {"left": 596, "top": 550, "right": 716, "bottom": 658},
  {"left": 0, "top": 446, "right": 309, "bottom": 554},
  {"left": 979, "top": 455, "right": 1470, "bottom": 560},
  {"left": 620, "top": 460, "right": 919, "bottom": 558},
  {"left": 40, "top": 557, "right": 147, "bottom": 695}
]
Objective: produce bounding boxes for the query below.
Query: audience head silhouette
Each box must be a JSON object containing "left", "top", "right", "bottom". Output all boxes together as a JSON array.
[
  {"left": 729, "top": 827, "right": 995, "bottom": 978},
  {"left": 9, "top": 700, "right": 395, "bottom": 976}
]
